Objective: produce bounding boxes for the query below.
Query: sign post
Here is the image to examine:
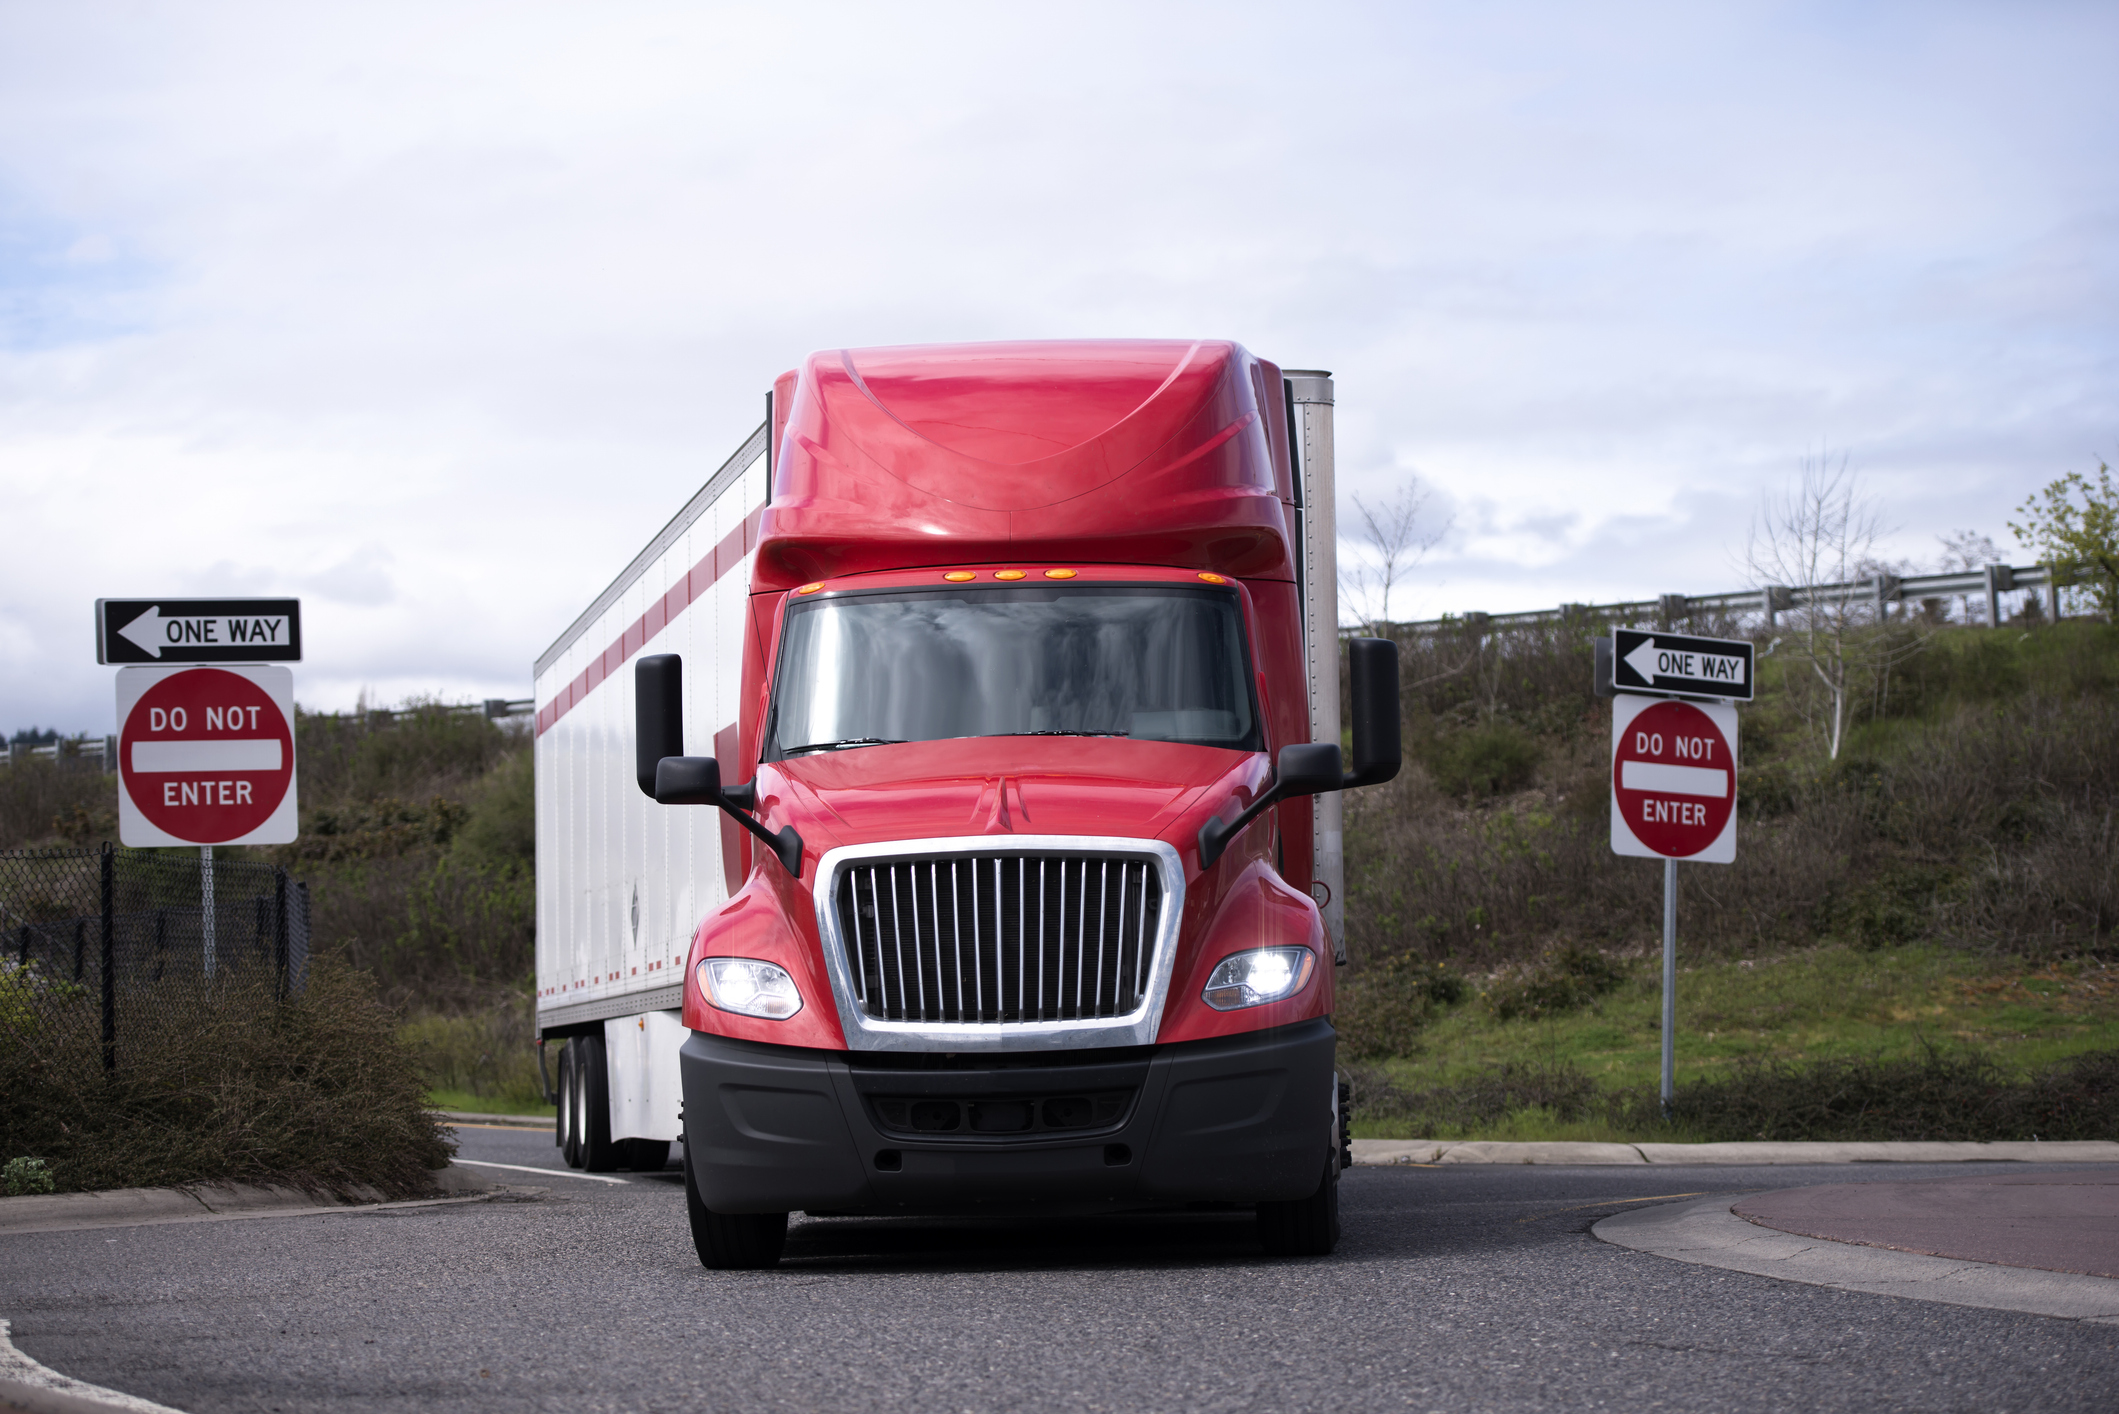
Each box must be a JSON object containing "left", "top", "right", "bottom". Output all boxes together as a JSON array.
[
  {"left": 102, "top": 599, "right": 302, "bottom": 978},
  {"left": 1605, "top": 640, "right": 1744, "bottom": 1114}
]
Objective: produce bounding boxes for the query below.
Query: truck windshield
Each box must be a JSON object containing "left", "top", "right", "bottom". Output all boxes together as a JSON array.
[{"left": 767, "top": 585, "right": 1259, "bottom": 757}]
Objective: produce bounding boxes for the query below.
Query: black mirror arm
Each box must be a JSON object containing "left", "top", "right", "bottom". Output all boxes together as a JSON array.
[
  {"left": 1197, "top": 774, "right": 1282, "bottom": 871},
  {"left": 655, "top": 758, "right": 798, "bottom": 875},
  {"left": 720, "top": 800, "right": 803, "bottom": 877},
  {"left": 1340, "top": 761, "right": 1399, "bottom": 790}
]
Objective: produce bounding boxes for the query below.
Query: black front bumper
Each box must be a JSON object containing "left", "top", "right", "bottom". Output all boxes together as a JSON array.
[{"left": 680, "top": 1019, "right": 1336, "bottom": 1215}]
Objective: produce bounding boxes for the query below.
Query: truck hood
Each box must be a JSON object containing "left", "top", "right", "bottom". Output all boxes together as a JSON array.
[{"left": 769, "top": 736, "right": 1251, "bottom": 850}]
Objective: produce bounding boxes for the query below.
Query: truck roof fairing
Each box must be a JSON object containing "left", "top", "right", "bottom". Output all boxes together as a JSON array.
[{"left": 754, "top": 339, "right": 1295, "bottom": 590}]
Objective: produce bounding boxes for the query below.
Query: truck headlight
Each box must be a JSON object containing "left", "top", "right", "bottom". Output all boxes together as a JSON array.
[
  {"left": 696, "top": 957, "right": 803, "bottom": 1019},
  {"left": 1201, "top": 946, "right": 1316, "bottom": 1011}
]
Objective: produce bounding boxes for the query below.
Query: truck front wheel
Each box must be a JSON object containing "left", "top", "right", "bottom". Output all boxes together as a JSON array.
[
  {"left": 1256, "top": 1152, "right": 1340, "bottom": 1257},
  {"left": 683, "top": 1149, "right": 787, "bottom": 1269}
]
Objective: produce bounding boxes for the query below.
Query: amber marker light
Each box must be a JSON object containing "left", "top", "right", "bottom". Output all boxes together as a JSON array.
[
  {"left": 994, "top": 570, "right": 1027, "bottom": 581},
  {"left": 1043, "top": 568, "right": 1078, "bottom": 579},
  {"left": 795, "top": 582, "right": 825, "bottom": 595},
  {"left": 1197, "top": 572, "right": 1228, "bottom": 584},
  {"left": 943, "top": 570, "right": 976, "bottom": 582}
]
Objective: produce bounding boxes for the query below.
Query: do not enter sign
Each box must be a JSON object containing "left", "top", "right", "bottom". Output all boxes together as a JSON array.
[
  {"left": 1610, "top": 694, "right": 1736, "bottom": 863},
  {"left": 117, "top": 665, "right": 299, "bottom": 847}
]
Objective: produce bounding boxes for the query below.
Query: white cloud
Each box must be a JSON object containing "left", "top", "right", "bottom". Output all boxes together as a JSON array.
[{"left": 0, "top": 0, "right": 2113, "bottom": 730}]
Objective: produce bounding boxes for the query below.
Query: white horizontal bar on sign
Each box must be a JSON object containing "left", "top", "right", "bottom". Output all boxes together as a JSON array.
[
  {"left": 1620, "top": 760, "right": 1727, "bottom": 798},
  {"left": 131, "top": 739, "right": 283, "bottom": 773}
]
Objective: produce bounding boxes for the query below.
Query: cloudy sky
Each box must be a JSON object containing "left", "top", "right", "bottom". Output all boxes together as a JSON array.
[{"left": 3, "top": 1, "right": 2114, "bottom": 733}]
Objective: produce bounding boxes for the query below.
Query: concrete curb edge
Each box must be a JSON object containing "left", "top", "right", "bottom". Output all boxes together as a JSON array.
[
  {"left": 1351, "top": 1138, "right": 2119, "bottom": 1166},
  {"left": 1592, "top": 1194, "right": 2119, "bottom": 1324},
  {"left": 0, "top": 1165, "right": 499, "bottom": 1237},
  {"left": 1, "top": 1318, "right": 186, "bottom": 1414}
]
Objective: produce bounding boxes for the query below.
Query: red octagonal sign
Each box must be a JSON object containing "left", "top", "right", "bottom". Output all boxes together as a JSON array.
[
  {"left": 1610, "top": 695, "right": 1737, "bottom": 863},
  {"left": 117, "top": 665, "right": 299, "bottom": 846}
]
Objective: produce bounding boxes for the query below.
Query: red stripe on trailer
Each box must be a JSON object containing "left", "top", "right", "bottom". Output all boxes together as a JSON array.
[{"left": 535, "top": 501, "right": 765, "bottom": 738}]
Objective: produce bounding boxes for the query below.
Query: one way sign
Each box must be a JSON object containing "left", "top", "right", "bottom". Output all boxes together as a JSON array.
[
  {"left": 1611, "top": 627, "right": 1753, "bottom": 702},
  {"left": 97, "top": 598, "right": 303, "bottom": 665}
]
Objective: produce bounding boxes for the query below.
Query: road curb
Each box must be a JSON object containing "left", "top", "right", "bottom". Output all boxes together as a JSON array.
[
  {"left": 1351, "top": 1138, "right": 2119, "bottom": 1166},
  {"left": 0, "top": 1165, "right": 497, "bottom": 1237},
  {"left": 1593, "top": 1194, "right": 2119, "bottom": 1324},
  {"left": 1, "top": 1319, "right": 186, "bottom": 1414}
]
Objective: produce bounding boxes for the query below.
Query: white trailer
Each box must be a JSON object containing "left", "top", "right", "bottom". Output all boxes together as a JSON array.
[{"left": 531, "top": 423, "right": 769, "bottom": 1170}]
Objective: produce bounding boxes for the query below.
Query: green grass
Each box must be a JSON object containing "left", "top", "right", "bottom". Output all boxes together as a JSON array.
[
  {"left": 425, "top": 1088, "right": 553, "bottom": 1117},
  {"left": 1349, "top": 943, "right": 2119, "bottom": 1140}
]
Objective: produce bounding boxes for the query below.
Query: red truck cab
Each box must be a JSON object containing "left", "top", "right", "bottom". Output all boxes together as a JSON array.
[{"left": 626, "top": 340, "right": 1399, "bottom": 1266}]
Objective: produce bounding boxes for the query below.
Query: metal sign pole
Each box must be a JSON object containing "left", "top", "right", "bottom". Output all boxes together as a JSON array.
[
  {"left": 201, "top": 844, "right": 216, "bottom": 978},
  {"left": 1661, "top": 856, "right": 1677, "bottom": 1116}
]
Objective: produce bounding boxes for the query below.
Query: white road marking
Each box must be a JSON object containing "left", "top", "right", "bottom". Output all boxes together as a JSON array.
[
  {"left": 451, "top": 1159, "right": 631, "bottom": 1185},
  {"left": 0, "top": 1317, "right": 188, "bottom": 1413}
]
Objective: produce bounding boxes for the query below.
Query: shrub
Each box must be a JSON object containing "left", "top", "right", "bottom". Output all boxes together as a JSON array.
[
  {"left": 0, "top": 760, "right": 116, "bottom": 850},
  {"left": 1334, "top": 954, "right": 1468, "bottom": 1060},
  {"left": 1347, "top": 1046, "right": 2119, "bottom": 1141},
  {"left": 1424, "top": 721, "right": 1541, "bottom": 800},
  {"left": 399, "top": 997, "right": 547, "bottom": 1110},
  {"left": 1345, "top": 1059, "right": 1603, "bottom": 1133},
  {"left": 1482, "top": 943, "right": 1628, "bottom": 1021},
  {"left": 0, "top": 958, "right": 454, "bottom": 1195},
  {"left": 1636, "top": 1044, "right": 2119, "bottom": 1142},
  {"left": 3, "top": 1156, "right": 53, "bottom": 1195}
]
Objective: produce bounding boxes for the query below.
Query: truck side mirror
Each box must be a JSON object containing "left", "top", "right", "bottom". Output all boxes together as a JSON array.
[
  {"left": 1344, "top": 636, "right": 1401, "bottom": 788},
  {"left": 654, "top": 755, "right": 723, "bottom": 807},
  {"left": 1197, "top": 742, "right": 1345, "bottom": 869},
  {"left": 1274, "top": 742, "right": 1345, "bottom": 798},
  {"left": 635, "top": 654, "right": 685, "bottom": 799}
]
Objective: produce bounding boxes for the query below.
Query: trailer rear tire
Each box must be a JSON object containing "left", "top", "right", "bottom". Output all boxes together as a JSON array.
[
  {"left": 684, "top": 1148, "right": 787, "bottom": 1269},
  {"left": 576, "top": 1033, "right": 620, "bottom": 1172},
  {"left": 1256, "top": 1151, "right": 1340, "bottom": 1257},
  {"left": 556, "top": 1042, "right": 580, "bottom": 1168}
]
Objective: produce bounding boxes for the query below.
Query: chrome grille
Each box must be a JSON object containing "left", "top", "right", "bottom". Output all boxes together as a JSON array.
[{"left": 833, "top": 854, "right": 1166, "bottom": 1024}]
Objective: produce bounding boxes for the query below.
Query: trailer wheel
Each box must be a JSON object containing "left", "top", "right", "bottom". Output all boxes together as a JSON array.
[
  {"left": 683, "top": 1147, "right": 787, "bottom": 1269},
  {"left": 556, "top": 1042, "right": 580, "bottom": 1168},
  {"left": 1256, "top": 1151, "right": 1340, "bottom": 1257},
  {"left": 576, "top": 1032, "right": 620, "bottom": 1172}
]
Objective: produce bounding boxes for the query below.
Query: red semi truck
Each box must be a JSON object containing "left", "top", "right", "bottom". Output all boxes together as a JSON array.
[{"left": 532, "top": 340, "right": 1399, "bottom": 1267}]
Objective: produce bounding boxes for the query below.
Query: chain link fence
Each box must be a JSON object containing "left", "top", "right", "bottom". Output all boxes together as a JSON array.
[{"left": 0, "top": 845, "right": 310, "bottom": 1075}]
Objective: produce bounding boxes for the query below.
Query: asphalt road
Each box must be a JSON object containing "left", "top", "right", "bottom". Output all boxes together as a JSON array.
[{"left": 1, "top": 1125, "right": 2115, "bottom": 1413}]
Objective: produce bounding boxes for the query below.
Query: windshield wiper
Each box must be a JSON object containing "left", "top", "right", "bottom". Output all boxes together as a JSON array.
[
  {"left": 781, "top": 737, "right": 907, "bottom": 756},
  {"left": 1007, "top": 729, "right": 1129, "bottom": 737}
]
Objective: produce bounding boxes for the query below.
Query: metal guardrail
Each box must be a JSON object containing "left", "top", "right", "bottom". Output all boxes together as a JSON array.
[
  {"left": 0, "top": 736, "right": 116, "bottom": 772},
  {"left": 1384, "top": 563, "right": 2059, "bottom": 635},
  {"left": 2, "top": 699, "right": 534, "bottom": 770}
]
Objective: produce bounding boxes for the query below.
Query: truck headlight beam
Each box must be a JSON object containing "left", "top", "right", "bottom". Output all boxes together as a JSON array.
[
  {"left": 697, "top": 957, "right": 803, "bottom": 1020},
  {"left": 1201, "top": 946, "right": 1316, "bottom": 1011}
]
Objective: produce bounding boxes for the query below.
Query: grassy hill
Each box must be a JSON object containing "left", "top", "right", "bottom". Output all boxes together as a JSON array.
[
  {"left": 1336, "top": 617, "right": 2119, "bottom": 1139},
  {"left": 8, "top": 618, "right": 2112, "bottom": 1135}
]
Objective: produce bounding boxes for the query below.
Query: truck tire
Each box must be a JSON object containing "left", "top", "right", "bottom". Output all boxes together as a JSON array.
[
  {"left": 1256, "top": 1151, "right": 1340, "bottom": 1257},
  {"left": 556, "top": 1042, "right": 580, "bottom": 1168},
  {"left": 625, "top": 1139, "right": 672, "bottom": 1172},
  {"left": 684, "top": 1147, "right": 787, "bottom": 1269},
  {"left": 576, "top": 1033, "right": 620, "bottom": 1172}
]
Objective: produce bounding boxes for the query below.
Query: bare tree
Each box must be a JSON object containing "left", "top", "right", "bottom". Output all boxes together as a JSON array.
[
  {"left": 1745, "top": 452, "right": 1926, "bottom": 760},
  {"left": 1341, "top": 479, "right": 1449, "bottom": 630},
  {"left": 1935, "top": 528, "right": 2003, "bottom": 623}
]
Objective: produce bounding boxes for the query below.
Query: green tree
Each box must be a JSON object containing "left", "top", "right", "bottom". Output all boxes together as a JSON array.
[{"left": 2011, "top": 462, "right": 2119, "bottom": 619}]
